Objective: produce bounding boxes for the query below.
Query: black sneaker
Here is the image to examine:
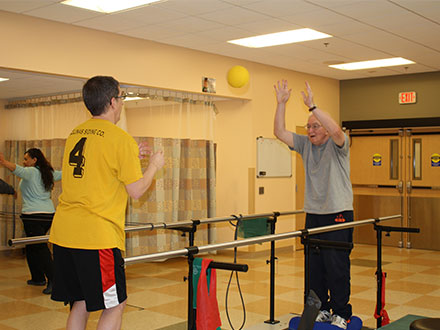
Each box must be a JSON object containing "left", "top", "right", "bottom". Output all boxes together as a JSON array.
[
  {"left": 27, "top": 279, "right": 46, "bottom": 286},
  {"left": 42, "top": 282, "right": 52, "bottom": 295}
]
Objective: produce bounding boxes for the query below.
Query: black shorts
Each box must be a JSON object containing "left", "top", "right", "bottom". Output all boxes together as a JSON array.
[{"left": 51, "top": 244, "right": 127, "bottom": 312}]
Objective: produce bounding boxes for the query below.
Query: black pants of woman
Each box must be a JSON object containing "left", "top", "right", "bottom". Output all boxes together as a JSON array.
[{"left": 20, "top": 213, "right": 54, "bottom": 284}]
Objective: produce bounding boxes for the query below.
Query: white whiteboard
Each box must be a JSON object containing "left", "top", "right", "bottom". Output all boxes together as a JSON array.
[{"left": 257, "top": 137, "right": 292, "bottom": 178}]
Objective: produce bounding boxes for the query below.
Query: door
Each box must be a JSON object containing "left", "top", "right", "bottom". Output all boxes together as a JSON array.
[
  {"left": 350, "top": 127, "right": 440, "bottom": 249},
  {"left": 406, "top": 129, "right": 440, "bottom": 249}
]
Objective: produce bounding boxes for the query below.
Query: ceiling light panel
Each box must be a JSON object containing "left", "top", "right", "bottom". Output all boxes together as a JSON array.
[
  {"left": 329, "top": 57, "right": 415, "bottom": 70},
  {"left": 61, "top": 0, "right": 163, "bottom": 13},
  {"left": 228, "top": 28, "right": 332, "bottom": 48}
]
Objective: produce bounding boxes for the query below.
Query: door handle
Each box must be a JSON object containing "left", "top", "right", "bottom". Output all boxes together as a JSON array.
[
  {"left": 397, "top": 180, "right": 403, "bottom": 193},
  {"left": 406, "top": 181, "right": 412, "bottom": 194}
]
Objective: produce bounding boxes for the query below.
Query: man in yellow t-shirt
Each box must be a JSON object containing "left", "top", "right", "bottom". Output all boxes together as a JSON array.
[{"left": 50, "top": 76, "right": 164, "bottom": 330}]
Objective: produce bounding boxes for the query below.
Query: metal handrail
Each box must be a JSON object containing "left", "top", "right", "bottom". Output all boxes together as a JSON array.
[
  {"left": 125, "top": 214, "right": 401, "bottom": 264},
  {"left": 8, "top": 210, "right": 304, "bottom": 246}
]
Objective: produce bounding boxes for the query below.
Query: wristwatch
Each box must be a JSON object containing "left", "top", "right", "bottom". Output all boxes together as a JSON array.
[{"left": 309, "top": 105, "right": 317, "bottom": 112}]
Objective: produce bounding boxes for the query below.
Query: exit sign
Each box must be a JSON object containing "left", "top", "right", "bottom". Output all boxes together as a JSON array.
[{"left": 399, "top": 91, "right": 416, "bottom": 104}]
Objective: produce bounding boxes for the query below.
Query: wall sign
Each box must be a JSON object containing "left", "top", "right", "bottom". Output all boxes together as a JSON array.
[
  {"left": 399, "top": 91, "right": 416, "bottom": 104},
  {"left": 373, "top": 153, "right": 382, "bottom": 166},
  {"left": 431, "top": 153, "right": 440, "bottom": 167}
]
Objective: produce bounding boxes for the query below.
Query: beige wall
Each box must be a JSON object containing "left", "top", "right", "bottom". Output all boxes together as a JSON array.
[
  {"left": 340, "top": 71, "right": 440, "bottom": 122},
  {"left": 0, "top": 11, "right": 340, "bottom": 248}
]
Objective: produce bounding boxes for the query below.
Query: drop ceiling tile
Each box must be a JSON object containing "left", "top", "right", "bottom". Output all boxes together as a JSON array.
[
  {"left": 242, "top": 0, "right": 320, "bottom": 17},
  {"left": 303, "top": 37, "right": 391, "bottom": 62},
  {"left": 75, "top": 14, "right": 149, "bottom": 33},
  {"left": 329, "top": 1, "right": 404, "bottom": 20},
  {"left": 160, "top": 33, "right": 220, "bottom": 49},
  {"left": 288, "top": 60, "right": 365, "bottom": 80},
  {"left": 0, "top": 0, "right": 56, "bottom": 13},
  {"left": 221, "top": 0, "right": 265, "bottom": 5},
  {"left": 316, "top": 20, "right": 373, "bottom": 37},
  {"left": 307, "top": 0, "right": 365, "bottom": 7},
  {"left": 154, "top": 16, "right": 226, "bottom": 34},
  {"left": 75, "top": 5, "right": 186, "bottom": 32},
  {"left": 199, "top": 40, "right": 257, "bottom": 57},
  {"left": 281, "top": 8, "right": 353, "bottom": 28},
  {"left": 157, "top": 0, "right": 232, "bottom": 15},
  {"left": 393, "top": 48, "right": 440, "bottom": 69},
  {"left": 120, "top": 24, "right": 186, "bottom": 41},
  {"left": 369, "top": 15, "right": 440, "bottom": 46},
  {"left": 342, "top": 30, "right": 415, "bottom": 53},
  {"left": 235, "top": 18, "right": 302, "bottom": 34},
  {"left": 265, "top": 43, "right": 335, "bottom": 61},
  {"left": 201, "top": 6, "right": 271, "bottom": 25},
  {"left": 387, "top": 63, "right": 439, "bottom": 74},
  {"left": 359, "top": 67, "right": 412, "bottom": 78},
  {"left": 194, "top": 25, "right": 255, "bottom": 42},
  {"left": 391, "top": 0, "right": 440, "bottom": 22}
]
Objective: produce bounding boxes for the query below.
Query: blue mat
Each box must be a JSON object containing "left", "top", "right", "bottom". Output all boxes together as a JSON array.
[{"left": 289, "top": 316, "right": 363, "bottom": 330}]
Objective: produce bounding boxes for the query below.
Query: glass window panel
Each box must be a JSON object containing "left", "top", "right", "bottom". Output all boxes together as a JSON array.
[
  {"left": 413, "top": 139, "right": 422, "bottom": 180},
  {"left": 390, "top": 139, "right": 399, "bottom": 180}
]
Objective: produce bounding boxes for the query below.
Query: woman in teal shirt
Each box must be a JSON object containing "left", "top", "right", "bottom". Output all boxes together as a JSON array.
[{"left": 0, "top": 148, "right": 61, "bottom": 294}]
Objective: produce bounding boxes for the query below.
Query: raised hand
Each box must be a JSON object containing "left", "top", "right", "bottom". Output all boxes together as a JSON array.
[
  {"left": 150, "top": 150, "right": 165, "bottom": 171},
  {"left": 301, "top": 81, "right": 315, "bottom": 108},
  {"left": 138, "top": 141, "right": 152, "bottom": 160},
  {"left": 274, "top": 79, "right": 292, "bottom": 104}
]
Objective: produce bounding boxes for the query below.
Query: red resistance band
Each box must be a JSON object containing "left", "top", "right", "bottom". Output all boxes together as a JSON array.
[{"left": 374, "top": 271, "right": 390, "bottom": 326}]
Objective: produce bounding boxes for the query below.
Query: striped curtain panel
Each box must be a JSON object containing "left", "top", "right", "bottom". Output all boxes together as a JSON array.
[
  {"left": 126, "top": 136, "right": 216, "bottom": 256},
  {"left": 1, "top": 137, "right": 216, "bottom": 254}
]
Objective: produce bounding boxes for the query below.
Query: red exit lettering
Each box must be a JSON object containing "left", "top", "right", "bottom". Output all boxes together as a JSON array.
[{"left": 399, "top": 91, "right": 416, "bottom": 104}]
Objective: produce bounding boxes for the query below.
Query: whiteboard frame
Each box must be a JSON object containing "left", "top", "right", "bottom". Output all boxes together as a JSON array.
[{"left": 256, "top": 137, "right": 292, "bottom": 178}]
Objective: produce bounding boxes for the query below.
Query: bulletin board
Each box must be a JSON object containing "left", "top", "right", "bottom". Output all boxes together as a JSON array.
[{"left": 256, "top": 137, "right": 292, "bottom": 178}]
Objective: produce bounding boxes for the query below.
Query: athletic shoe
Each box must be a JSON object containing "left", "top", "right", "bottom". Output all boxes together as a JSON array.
[
  {"left": 331, "top": 314, "right": 348, "bottom": 329},
  {"left": 315, "top": 310, "right": 332, "bottom": 322},
  {"left": 27, "top": 279, "right": 46, "bottom": 286}
]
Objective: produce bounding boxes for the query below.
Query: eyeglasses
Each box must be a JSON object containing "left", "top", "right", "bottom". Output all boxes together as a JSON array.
[
  {"left": 304, "top": 123, "right": 322, "bottom": 130},
  {"left": 114, "top": 92, "right": 127, "bottom": 101}
]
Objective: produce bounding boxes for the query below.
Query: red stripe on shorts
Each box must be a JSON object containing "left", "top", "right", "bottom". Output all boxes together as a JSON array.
[{"left": 99, "top": 249, "right": 116, "bottom": 292}]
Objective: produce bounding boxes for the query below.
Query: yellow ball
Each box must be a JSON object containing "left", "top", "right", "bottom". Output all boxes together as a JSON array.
[{"left": 227, "top": 65, "right": 249, "bottom": 88}]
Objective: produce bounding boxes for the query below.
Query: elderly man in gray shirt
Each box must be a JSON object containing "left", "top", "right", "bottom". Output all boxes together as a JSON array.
[{"left": 273, "top": 80, "right": 353, "bottom": 330}]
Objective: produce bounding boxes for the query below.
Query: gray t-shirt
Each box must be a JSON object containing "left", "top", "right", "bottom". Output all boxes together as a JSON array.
[{"left": 292, "top": 133, "right": 353, "bottom": 214}]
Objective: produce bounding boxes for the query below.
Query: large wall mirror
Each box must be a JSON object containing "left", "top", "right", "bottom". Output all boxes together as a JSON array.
[{"left": 0, "top": 67, "right": 240, "bottom": 253}]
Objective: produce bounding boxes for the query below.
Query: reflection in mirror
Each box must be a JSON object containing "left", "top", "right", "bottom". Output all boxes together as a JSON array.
[
  {"left": 0, "top": 68, "right": 230, "bottom": 253},
  {"left": 0, "top": 68, "right": 85, "bottom": 101},
  {"left": 1, "top": 68, "right": 230, "bottom": 141}
]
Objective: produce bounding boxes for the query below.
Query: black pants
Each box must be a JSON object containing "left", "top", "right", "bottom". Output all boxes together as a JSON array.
[
  {"left": 306, "top": 211, "right": 353, "bottom": 320},
  {"left": 21, "top": 213, "right": 54, "bottom": 283}
]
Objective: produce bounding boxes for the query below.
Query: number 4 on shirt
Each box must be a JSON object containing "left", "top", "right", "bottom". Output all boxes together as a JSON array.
[{"left": 69, "top": 137, "right": 86, "bottom": 178}]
